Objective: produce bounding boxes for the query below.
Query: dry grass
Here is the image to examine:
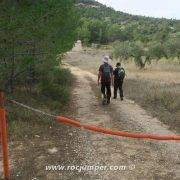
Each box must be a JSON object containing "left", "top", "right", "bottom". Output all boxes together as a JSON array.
[
  {"left": 65, "top": 47, "right": 112, "bottom": 74},
  {"left": 123, "top": 59, "right": 180, "bottom": 84},
  {"left": 124, "top": 79, "right": 180, "bottom": 133},
  {"left": 66, "top": 47, "right": 180, "bottom": 84}
]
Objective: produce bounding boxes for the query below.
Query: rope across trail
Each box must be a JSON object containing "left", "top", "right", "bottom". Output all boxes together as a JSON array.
[{"left": 10, "top": 100, "right": 180, "bottom": 141}]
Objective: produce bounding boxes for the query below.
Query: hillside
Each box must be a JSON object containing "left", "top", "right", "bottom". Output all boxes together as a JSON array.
[
  {"left": 76, "top": 0, "right": 180, "bottom": 44},
  {"left": 76, "top": 0, "right": 180, "bottom": 23}
]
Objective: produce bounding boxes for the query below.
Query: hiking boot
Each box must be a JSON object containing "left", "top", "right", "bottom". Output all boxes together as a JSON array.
[
  {"left": 107, "top": 98, "right": 110, "bottom": 104},
  {"left": 102, "top": 97, "right": 107, "bottom": 105}
]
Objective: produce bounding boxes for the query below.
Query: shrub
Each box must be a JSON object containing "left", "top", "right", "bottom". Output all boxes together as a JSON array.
[
  {"left": 52, "top": 68, "right": 73, "bottom": 87},
  {"left": 39, "top": 68, "right": 73, "bottom": 104}
]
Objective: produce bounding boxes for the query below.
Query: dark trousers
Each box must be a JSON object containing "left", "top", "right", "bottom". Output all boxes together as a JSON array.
[
  {"left": 101, "top": 82, "right": 111, "bottom": 100},
  {"left": 114, "top": 81, "right": 123, "bottom": 98}
]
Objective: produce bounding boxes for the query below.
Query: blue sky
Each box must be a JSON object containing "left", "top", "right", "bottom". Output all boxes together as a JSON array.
[{"left": 97, "top": 0, "right": 180, "bottom": 19}]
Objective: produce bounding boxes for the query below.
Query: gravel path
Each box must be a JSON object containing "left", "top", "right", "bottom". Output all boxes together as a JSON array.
[{"left": 68, "top": 64, "right": 180, "bottom": 180}]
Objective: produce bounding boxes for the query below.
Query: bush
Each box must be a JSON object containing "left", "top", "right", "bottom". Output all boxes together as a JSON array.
[
  {"left": 52, "top": 68, "right": 73, "bottom": 86},
  {"left": 39, "top": 68, "right": 73, "bottom": 105}
]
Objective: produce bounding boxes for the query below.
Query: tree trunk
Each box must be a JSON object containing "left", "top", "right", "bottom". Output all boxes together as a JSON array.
[{"left": 9, "top": 37, "right": 15, "bottom": 93}]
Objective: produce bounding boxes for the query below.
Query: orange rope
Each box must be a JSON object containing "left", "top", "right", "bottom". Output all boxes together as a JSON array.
[{"left": 56, "top": 116, "right": 180, "bottom": 141}]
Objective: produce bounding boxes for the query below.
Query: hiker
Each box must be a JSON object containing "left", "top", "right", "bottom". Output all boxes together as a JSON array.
[
  {"left": 98, "top": 56, "right": 113, "bottom": 104},
  {"left": 113, "top": 62, "right": 125, "bottom": 100}
]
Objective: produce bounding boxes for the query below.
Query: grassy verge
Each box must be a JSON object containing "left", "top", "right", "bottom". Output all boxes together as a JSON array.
[
  {"left": 7, "top": 68, "right": 74, "bottom": 141},
  {"left": 124, "top": 79, "right": 180, "bottom": 133}
]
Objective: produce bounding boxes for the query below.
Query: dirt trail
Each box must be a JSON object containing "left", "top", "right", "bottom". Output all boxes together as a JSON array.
[
  {"left": 1, "top": 42, "right": 179, "bottom": 179},
  {"left": 67, "top": 64, "right": 180, "bottom": 180}
]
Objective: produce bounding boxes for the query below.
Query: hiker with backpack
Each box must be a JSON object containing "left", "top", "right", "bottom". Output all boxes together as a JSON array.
[
  {"left": 98, "top": 56, "right": 114, "bottom": 104},
  {"left": 113, "top": 62, "right": 125, "bottom": 101}
]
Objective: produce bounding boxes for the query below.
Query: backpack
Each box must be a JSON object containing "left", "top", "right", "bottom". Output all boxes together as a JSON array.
[
  {"left": 102, "top": 64, "right": 111, "bottom": 82},
  {"left": 117, "top": 67, "right": 125, "bottom": 80}
]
